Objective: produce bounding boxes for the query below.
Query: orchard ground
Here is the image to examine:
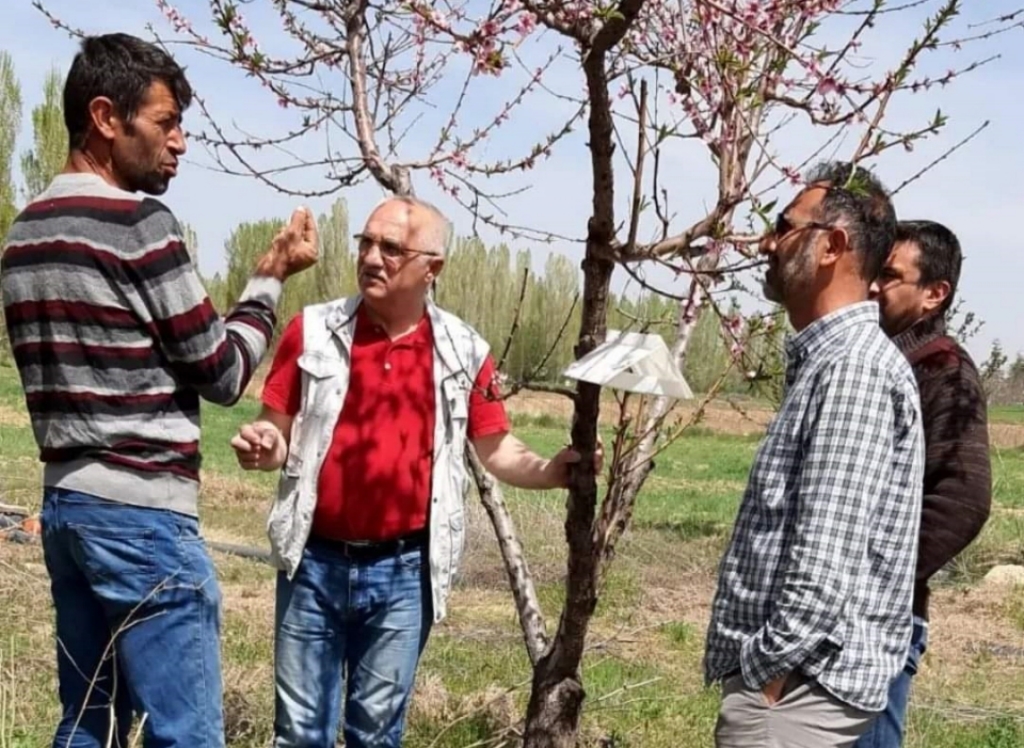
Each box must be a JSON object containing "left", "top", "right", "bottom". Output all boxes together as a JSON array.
[{"left": 4, "top": 368, "right": 1024, "bottom": 746}]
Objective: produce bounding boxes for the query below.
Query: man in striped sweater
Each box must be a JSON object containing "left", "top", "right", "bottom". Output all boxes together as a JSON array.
[
  {"left": 856, "top": 220, "right": 992, "bottom": 747},
  {"left": 1, "top": 34, "right": 317, "bottom": 748}
]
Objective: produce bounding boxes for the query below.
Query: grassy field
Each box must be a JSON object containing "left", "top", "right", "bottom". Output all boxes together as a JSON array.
[
  {"left": 990, "top": 405, "right": 1024, "bottom": 425},
  {"left": 4, "top": 366, "right": 1024, "bottom": 746}
]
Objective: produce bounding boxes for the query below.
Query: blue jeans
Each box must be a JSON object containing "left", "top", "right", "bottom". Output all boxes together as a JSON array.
[
  {"left": 854, "top": 617, "right": 929, "bottom": 748},
  {"left": 39, "top": 487, "right": 224, "bottom": 748},
  {"left": 273, "top": 537, "right": 433, "bottom": 748}
]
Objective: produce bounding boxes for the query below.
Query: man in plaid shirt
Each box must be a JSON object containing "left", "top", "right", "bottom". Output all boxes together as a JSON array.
[{"left": 705, "top": 161, "right": 925, "bottom": 747}]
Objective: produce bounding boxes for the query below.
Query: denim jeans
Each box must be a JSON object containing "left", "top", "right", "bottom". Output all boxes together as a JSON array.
[
  {"left": 39, "top": 487, "right": 224, "bottom": 748},
  {"left": 853, "top": 616, "right": 929, "bottom": 748},
  {"left": 273, "top": 537, "right": 432, "bottom": 748}
]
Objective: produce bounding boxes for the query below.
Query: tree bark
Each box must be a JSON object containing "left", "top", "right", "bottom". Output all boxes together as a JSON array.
[
  {"left": 521, "top": 4, "right": 645, "bottom": 745},
  {"left": 466, "top": 446, "right": 549, "bottom": 665}
]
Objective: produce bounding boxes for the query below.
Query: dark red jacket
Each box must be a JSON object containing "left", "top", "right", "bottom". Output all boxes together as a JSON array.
[{"left": 894, "top": 315, "right": 992, "bottom": 619}]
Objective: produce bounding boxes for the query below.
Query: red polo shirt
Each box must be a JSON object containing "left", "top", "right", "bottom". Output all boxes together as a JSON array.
[{"left": 261, "top": 307, "right": 510, "bottom": 541}]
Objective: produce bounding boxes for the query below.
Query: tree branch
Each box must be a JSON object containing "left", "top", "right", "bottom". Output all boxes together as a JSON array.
[
  {"left": 466, "top": 445, "right": 549, "bottom": 665},
  {"left": 346, "top": 0, "right": 411, "bottom": 195}
]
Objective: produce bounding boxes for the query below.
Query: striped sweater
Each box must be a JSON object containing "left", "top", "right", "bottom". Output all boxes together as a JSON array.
[{"left": 1, "top": 173, "right": 281, "bottom": 516}]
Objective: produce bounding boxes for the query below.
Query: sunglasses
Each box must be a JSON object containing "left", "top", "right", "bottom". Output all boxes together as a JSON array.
[
  {"left": 773, "top": 214, "right": 836, "bottom": 239},
  {"left": 354, "top": 233, "right": 440, "bottom": 262}
]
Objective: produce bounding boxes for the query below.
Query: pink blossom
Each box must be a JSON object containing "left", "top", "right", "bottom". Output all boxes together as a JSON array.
[
  {"left": 816, "top": 76, "right": 840, "bottom": 96},
  {"left": 516, "top": 12, "right": 537, "bottom": 37}
]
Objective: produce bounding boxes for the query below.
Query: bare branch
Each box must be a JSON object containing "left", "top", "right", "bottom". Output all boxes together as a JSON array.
[
  {"left": 466, "top": 446, "right": 549, "bottom": 665},
  {"left": 497, "top": 267, "right": 531, "bottom": 375},
  {"left": 891, "top": 120, "right": 989, "bottom": 195},
  {"left": 346, "top": 0, "right": 411, "bottom": 194}
]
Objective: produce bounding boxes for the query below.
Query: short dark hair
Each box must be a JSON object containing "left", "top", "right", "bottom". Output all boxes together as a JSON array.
[
  {"left": 64, "top": 33, "right": 192, "bottom": 150},
  {"left": 804, "top": 160, "right": 897, "bottom": 282},
  {"left": 895, "top": 219, "right": 962, "bottom": 314}
]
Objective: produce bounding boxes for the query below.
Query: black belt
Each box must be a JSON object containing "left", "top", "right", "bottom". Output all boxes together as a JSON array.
[{"left": 308, "top": 529, "right": 428, "bottom": 561}]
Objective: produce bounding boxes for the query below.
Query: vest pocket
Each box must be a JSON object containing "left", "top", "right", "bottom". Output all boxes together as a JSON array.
[
  {"left": 297, "top": 352, "right": 340, "bottom": 379},
  {"left": 267, "top": 461, "right": 304, "bottom": 571}
]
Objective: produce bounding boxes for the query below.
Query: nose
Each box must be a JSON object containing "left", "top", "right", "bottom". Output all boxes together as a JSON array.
[
  {"left": 358, "top": 244, "right": 385, "bottom": 270},
  {"left": 758, "top": 233, "right": 776, "bottom": 257},
  {"left": 868, "top": 279, "right": 880, "bottom": 298},
  {"left": 168, "top": 125, "right": 187, "bottom": 156}
]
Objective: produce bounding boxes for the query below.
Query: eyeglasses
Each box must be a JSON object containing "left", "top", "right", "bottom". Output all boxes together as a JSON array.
[
  {"left": 773, "top": 213, "right": 835, "bottom": 240},
  {"left": 354, "top": 233, "right": 439, "bottom": 262}
]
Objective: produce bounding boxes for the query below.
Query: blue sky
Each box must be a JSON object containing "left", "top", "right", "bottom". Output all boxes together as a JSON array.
[{"left": 2, "top": 0, "right": 1022, "bottom": 364}]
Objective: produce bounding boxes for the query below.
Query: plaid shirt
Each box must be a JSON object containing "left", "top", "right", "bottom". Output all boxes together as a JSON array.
[{"left": 704, "top": 302, "right": 924, "bottom": 712}]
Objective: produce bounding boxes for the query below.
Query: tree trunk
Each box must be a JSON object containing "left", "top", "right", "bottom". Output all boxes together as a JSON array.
[
  {"left": 523, "top": 642, "right": 587, "bottom": 748},
  {"left": 521, "top": 5, "right": 644, "bottom": 745},
  {"left": 522, "top": 251, "right": 615, "bottom": 747}
]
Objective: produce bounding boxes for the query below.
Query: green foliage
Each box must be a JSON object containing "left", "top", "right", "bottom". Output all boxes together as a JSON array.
[
  {"left": 20, "top": 67, "right": 66, "bottom": 201},
  {"left": 211, "top": 207, "right": 779, "bottom": 393},
  {"left": 180, "top": 221, "right": 200, "bottom": 266},
  {"left": 0, "top": 51, "right": 22, "bottom": 366},
  {"left": 219, "top": 198, "right": 357, "bottom": 337},
  {"left": 0, "top": 51, "right": 22, "bottom": 242}
]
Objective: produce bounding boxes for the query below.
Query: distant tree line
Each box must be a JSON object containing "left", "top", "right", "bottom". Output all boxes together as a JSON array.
[
  {"left": 0, "top": 49, "right": 781, "bottom": 398},
  {"left": 200, "top": 197, "right": 786, "bottom": 397},
  {"left": 0, "top": 53, "right": 68, "bottom": 361}
]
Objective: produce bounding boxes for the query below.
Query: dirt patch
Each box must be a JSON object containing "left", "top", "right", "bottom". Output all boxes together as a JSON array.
[
  {"left": 200, "top": 472, "right": 269, "bottom": 508},
  {"left": 505, "top": 391, "right": 773, "bottom": 436},
  {"left": 915, "top": 584, "right": 1024, "bottom": 703},
  {"left": 0, "top": 402, "right": 29, "bottom": 428},
  {"left": 506, "top": 391, "right": 1024, "bottom": 446},
  {"left": 989, "top": 424, "right": 1024, "bottom": 449}
]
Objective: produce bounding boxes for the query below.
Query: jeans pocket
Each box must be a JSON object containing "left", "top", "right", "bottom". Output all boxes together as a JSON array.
[
  {"left": 70, "top": 522, "right": 159, "bottom": 608},
  {"left": 396, "top": 547, "right": 425, "bottom": 573}
]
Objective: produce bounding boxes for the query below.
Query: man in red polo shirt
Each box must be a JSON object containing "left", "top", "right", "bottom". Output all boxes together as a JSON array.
[{"left": 231, "top": 195, "right": 596, "bottom": 748}]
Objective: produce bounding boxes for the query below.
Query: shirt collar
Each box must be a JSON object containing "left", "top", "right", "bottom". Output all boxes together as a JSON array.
[
  {"left": 892, "top": 313, "right": 946, "bottom": 358},
  {"left": 354, "top": 303, "right": 432, "bottom": 345},
  {"left": 785, "top": 301, "right": 880, "bottom": 368}
]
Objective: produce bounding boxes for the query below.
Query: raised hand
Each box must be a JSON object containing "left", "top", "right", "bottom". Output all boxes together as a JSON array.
[
  {"left": 257, "top": 206, "right": 319, "bottom": 280},
  {"left": 273, "top": 206, "right": 319, "bottom": 275}
]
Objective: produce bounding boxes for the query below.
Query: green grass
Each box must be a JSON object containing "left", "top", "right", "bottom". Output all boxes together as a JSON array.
[
  {"left": 990, "top": 404, "right": 1024, "bottom": 425},
  {"left": 4, "top": 367, "right": 1024, "bottom": 747}
]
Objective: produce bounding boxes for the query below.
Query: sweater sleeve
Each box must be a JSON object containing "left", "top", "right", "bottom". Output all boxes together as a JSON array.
[
  {"left": 915, "top": 356, "right": 992, "bottom": 582},
  {"left": 126, "top": 199, "right": 282, "bottom": 406}
]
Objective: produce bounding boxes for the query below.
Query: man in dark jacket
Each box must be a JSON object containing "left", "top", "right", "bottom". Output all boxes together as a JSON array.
[{"left": 856, "top": 220, "right": 992, "bottom": 747}]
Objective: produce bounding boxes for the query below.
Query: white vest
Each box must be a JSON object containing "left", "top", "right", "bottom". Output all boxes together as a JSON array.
[{"left": 265, "top": 295, "right": 491, "bottom": 622}]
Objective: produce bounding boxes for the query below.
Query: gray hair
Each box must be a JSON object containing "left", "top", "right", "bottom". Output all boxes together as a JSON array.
[
  {"left": 803, "top": 160, "right": 896, "bottom": 282},
  {"left": 372, "top": 194, "right": 454, "bottom": 256}
]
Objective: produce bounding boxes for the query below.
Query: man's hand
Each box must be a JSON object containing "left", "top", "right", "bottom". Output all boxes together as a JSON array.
[
  {"left": 543, "top": 438, "right": 605, "bottom": 489},
  {"left": 231, "top": 420, "right": 288, "bottom": 472},
  {"left": 761, "top": 673, "right": 789, "bottom": 707},
  {"left": 256, "top": 206, "right": 319, "bottom": 280}
]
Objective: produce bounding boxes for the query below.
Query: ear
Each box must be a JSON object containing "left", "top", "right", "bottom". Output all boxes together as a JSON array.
[
  {"left": 922, "top": 280, "right": 951, "bottom": 314},
  {"left": 88, "top": 96, "right": 121, "bottom": 142},
  {"left": 427, "top": 256, "right": 444, "bottom": 280},
  {"left": 819, "top": 227, "right": 849, "bottom": 268}
]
